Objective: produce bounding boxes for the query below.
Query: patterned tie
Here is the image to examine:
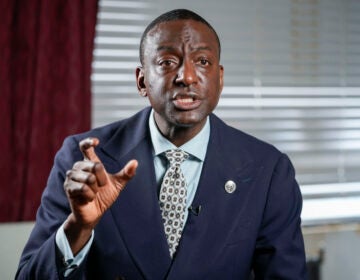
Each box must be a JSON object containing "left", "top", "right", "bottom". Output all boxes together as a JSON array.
[{"left": 159, "top": 149, "right": 189, "bottom": 258}]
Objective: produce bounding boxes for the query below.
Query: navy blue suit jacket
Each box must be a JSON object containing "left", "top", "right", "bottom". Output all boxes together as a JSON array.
[{"left": 17, "top": 107, "right": 307, "bottom": 279}]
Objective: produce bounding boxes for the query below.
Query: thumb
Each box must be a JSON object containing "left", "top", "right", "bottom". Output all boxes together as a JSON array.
[
  {"left": 79, "top": 137, "right": 101, "bottom": 162},
  {"left": 113, "top": 159, "right": 138, "bottom": 189}
]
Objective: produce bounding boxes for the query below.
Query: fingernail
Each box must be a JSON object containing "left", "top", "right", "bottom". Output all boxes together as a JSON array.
[{"left": 85, "top": 138, "right": 93, "bottom": 145}]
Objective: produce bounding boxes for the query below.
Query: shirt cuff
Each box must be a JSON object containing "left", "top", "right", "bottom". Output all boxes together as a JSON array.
[{"left": 55, "top": 223, "right": 94, "bottom": 277}]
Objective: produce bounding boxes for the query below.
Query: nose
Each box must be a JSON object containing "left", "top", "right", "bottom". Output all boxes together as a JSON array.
[{"left": 175, "top": 59, "right": 197, "bottom": 86}]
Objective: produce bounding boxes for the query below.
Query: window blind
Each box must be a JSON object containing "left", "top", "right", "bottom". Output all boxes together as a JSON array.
[
  {"left": 92, "top": 0, "right": 360, "bottom": 187},
  {"left": 92, "top": 1, "right": 152, "bottom": 126}
]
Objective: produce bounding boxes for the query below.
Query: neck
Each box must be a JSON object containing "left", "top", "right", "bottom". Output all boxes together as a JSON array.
[{"left": 153, "top": 114, "right": 206, "bottom": 147}]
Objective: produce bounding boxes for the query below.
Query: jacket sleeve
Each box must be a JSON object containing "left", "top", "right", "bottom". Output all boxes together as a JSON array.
[
  {"left": 15, "top": 136, "right": 88, "bottom": 280},
  {"left": 252, "top": 154, "right": 307, "bottom": 280}
]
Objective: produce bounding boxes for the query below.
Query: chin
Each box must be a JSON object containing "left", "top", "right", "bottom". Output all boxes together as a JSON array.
[{"left": 173, "top": 114, "right": 205, "bottom": 128}]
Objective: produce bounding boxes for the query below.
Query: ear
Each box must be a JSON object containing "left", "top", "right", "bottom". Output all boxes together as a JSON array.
[
  {"left": 219, "top": 65, "right": 224, "bottom": 93},
  {"left": 136, "top": 66, "right": 147, "bottom": 97}
]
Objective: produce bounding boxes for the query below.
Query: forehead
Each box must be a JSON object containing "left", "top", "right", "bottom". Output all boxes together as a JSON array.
[{"left": 144, "top": 19, "right": 219, "bottom": 55}]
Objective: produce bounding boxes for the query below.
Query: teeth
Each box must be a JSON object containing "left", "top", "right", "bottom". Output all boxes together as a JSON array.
[
  {"left": 177, "top": 97, "right": 194, "bottom": 103},
  {"left": 181, "top": 98, "right": 193, "bottom": 103}
]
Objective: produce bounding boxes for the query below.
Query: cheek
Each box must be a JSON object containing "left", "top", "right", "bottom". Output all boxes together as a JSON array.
[
  {"left": 147, "top": 75, "right": 169, "bottom": 92},
  {"left": 203, "top": 75, "right": 222, "bottom": 96}
]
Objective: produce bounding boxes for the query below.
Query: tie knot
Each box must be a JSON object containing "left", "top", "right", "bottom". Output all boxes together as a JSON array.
[{"left": 165, "top": 149, "right": 189, "bottom": 166}]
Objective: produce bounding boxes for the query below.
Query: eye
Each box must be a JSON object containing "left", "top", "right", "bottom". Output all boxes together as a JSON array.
[
  {"left": 160, "top": 60, "right": 172, "bottom": 66},
  {"left": 197, "top": 57, "right": 211, "bottom": 66},
  {"left": 158, "top": 59, "right": 177, "bottom": 68}
]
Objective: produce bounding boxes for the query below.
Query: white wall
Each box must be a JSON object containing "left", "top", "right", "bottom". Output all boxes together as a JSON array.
[
  {"left": 304, "top": 223, "right": 360, "bottom": 280},
  {"left": 0, "top": 222, "right": 34, "bottom": 279}
]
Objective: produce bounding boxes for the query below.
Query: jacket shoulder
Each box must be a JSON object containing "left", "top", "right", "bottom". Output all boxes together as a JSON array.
[
  {"left": 56, "top": 108, "right": 151, "bottom": 164},
  {"left": 71, "top": 107, "right": 151, "bottom": 143},
  {"left": 210, "top": 114, "right": 283, "bottom": 162}
]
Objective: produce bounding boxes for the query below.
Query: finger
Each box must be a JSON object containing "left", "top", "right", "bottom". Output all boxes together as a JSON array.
[
  {"left": 93, "top": 162, "right": 108, "bottom": 187},
  {"left": 113, "top": 160, "right": 138, "bottom": 188},
  {"left": 66, "top": 169, "right": 97, "bottom": 186},
  {"left": 73, "top": 160, "right": 97, "bottom": 172},
  {"left": 73, "top": 161, "right": 108, "bottom": 187},
  {"left": 64, "top": 174, "right": 96, "bottom": 197},
  {"left": 64, "top": 179, "right": 97, "bottom": 203},
  {"left": 64, "top": 171, "right": 98, "bottom": 203},
  {"left": 79, "top": 137, "right": 101, "bottom": 162}
]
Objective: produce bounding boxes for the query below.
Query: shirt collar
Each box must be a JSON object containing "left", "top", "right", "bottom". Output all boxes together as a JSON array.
[{"left": 149, "top": 109, "right": 210, "bottom": 161}]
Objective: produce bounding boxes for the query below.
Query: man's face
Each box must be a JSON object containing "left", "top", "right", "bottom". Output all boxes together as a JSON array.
[{"left": 137, "top": 19, "right": 224, "bottom": 134}]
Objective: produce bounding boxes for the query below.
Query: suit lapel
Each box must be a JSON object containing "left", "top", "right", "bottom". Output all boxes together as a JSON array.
[{"left": 99, "top": 108, "right": 172, "bottom": 279}]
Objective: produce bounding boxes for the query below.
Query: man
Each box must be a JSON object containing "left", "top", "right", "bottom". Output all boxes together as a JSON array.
[{"left": 16, "top": 9, "right": 307, "bottom": 279}]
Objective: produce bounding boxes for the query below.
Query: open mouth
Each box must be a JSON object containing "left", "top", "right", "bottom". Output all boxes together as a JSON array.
[
  {"left": 172, "top": 94, "right": 201, "bottom": 110},
  {"left": 176, "top": 96, "right": 195, "bottom": 103}
]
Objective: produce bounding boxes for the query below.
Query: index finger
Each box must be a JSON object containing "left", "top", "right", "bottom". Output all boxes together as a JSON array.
[{"left": 79, "top": 137, "right": 101, "bottom": 162}]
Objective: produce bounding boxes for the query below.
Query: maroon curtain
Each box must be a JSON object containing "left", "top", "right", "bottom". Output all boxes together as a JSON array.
[{"left": 0, "top": 0, "right": 98, "bottom": 221}]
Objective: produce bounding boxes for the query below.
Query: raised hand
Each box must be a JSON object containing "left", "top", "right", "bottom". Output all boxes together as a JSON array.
[{"left": 63, "top": 137, "right": 138, "bottom": 254}]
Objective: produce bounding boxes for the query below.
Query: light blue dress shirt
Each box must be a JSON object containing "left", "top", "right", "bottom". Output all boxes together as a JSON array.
[
  {"left": 56, "top": 109, "right": 210, "bottom": 276},
  {"left": 149, "top": 109, "right": 210, "bottom": 224}
]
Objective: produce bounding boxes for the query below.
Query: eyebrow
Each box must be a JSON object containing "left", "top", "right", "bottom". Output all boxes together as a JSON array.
[
  {"left": 191, "top": 46, "right": 213, "bottom": 52},
  {"left": 156, "top": 45, "right": 213, "bottom": 53},
  {"left": 156, "top": 45, "right": 177, "bottom": 52}
]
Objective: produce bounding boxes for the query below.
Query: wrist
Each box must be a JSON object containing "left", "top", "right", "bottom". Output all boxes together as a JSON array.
[{"left": 63, "top": 214, "right": 94, "bottom": 255}]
